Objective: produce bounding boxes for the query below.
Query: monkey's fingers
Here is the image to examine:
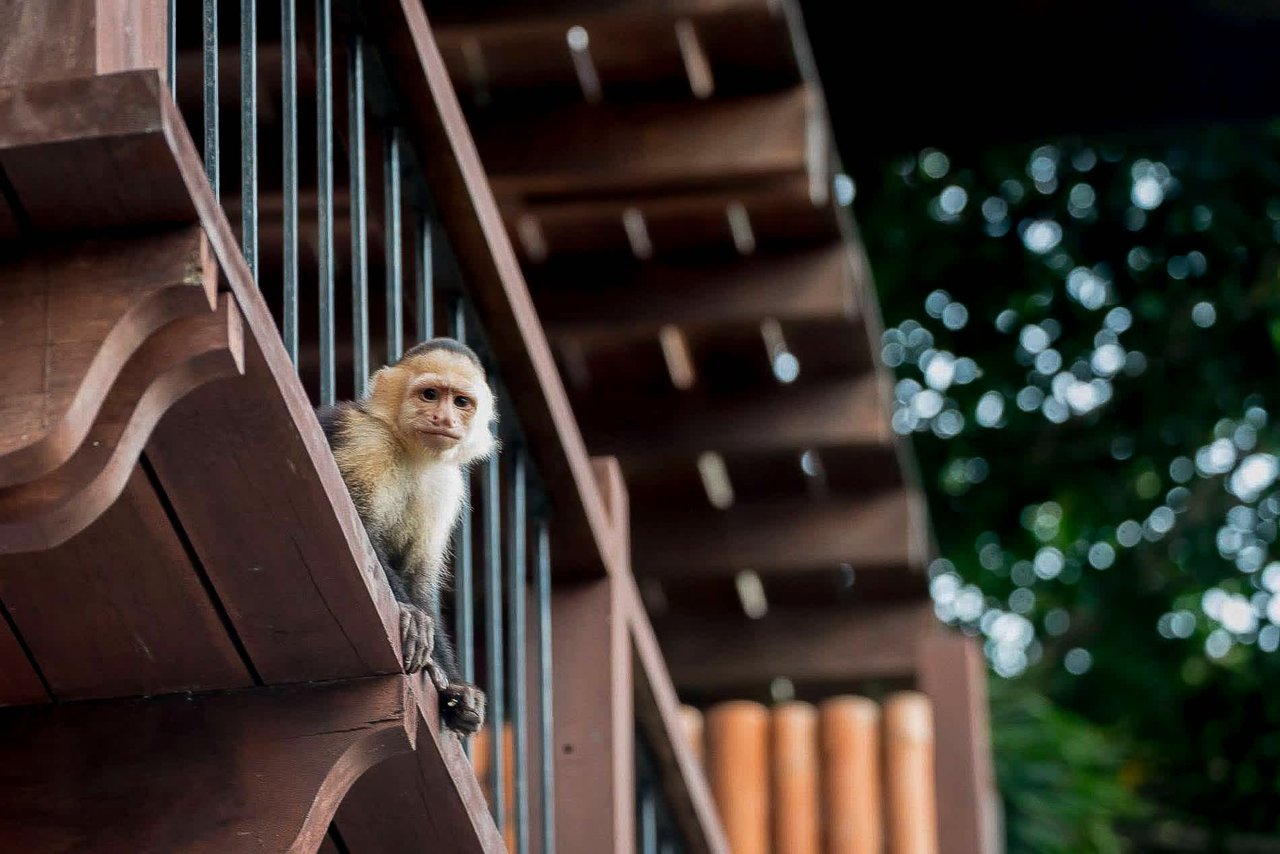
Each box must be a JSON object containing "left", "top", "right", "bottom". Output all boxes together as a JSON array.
[{"left": 425, "top": 660, "right": 451, "bottom": 692}]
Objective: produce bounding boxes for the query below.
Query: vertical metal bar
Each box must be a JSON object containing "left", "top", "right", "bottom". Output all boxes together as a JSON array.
[
  {"left": 166, "top": 0, "right": 176, "bottom": 92},
  {"left": 281, "top": 0, "right": 299, "bottom": 364},
  {"left": 483, "top": 430, "right": 506, "bottom": 829},
  {"left": 639, "top": 778, "right": 659, "bottom": 854},
  {"left": 451, "top": 302, "right": 474, "bottom": 689},
  {"left": 416, "top": 213, "right": 435, "bottom": 342},
  {"left": 316, "top": 0, "right": 335, "bottom": 405},
  {"left": 535, "top": 516, "right": 555, "bottom": 854},
  {"left": 507, "top": 451, "right": 529, "bottom": 853},
  {"left": 240, "top": 0, "right": 258, "bottom": 281},
  {"left": 348, "top": 34, "right": 369, "bottom": 397},
  {"left": 384, "top": 127, "right": 404, "bottom": 362},
  {"left": 202, "top": 0, "right": 219, "bottom": 197}
]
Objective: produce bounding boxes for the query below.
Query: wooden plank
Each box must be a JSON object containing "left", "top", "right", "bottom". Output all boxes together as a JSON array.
[
  {"left": 916, "top": 631, "right": 1002, "bottom": 854},
  {"left": 0, "top": 0, "right": 166, "bottom": 86},
  {"left": 884, "top": 692, "right": 939, "bottom": 854},
  {"left": 657, "top": 602, "right": 933, "bottom": 693},
  {"left": 335, "top": 677, "right": 506, "bottom": 854},
  {"left": 625, "top": 575, "right": 731, "bottom": 854},
  {"left": 361, "top": 0, "right": 618, "bottom": 578},
  {"left": 820, "top": 696, "right": 883, "bottom": 854},
  {"left": 0, "top": 675, "right": 416, "bottom": 853},
  {"left": 772, "top": 702, "right": 820, "bottom": 854},
  {"left": 472, "top": 88, "right": 815, "bottom": 199},
  {"left": 0, "top": 73, "right": 194, "bottom": 231},
  {"left": 704, "top": 701, "right": 769, "bottom": 854},
  {"left": 633, "top": 491, "right": 924, "bottom": 576},
  {"left": 531, "top": 244, "right": 856, "bottom": 341},
  {"left": 578, "top": 376, "right": 889, "bottom": 462},
  {"left": 0, "top": 467, "right": 253, "bottom": 700},
  {"left": 0, "top": 610, "right": 47, "bottom": 707},
  {"left": 551, "top": 575, "right": 634, "bottom": 854}
]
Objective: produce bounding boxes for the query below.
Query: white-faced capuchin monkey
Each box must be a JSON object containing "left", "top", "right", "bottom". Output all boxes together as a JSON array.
[{"left": 319, "top": 338, "right": 494, "bottom": 734}]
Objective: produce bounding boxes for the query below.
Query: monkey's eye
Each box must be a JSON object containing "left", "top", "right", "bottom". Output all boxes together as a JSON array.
[
  {"left": 454, "top": 395, "right": 472, "bottom": 409},
  {"left": 420, "top": 388, "right": 439, "bottom": 401}
]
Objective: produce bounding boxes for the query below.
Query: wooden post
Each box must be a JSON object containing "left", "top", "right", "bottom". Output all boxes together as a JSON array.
[
  {"left": 0, "top": 1, "right": 169, "bottom": 86},
  {"left": 772, "top": 701, "right": 820, "bottom": 854},
  {"left": 705, "top": 700, "right": 770, "bottom": 854},
  {"left": 884, "top": 692, "right": 938, "bottom": 854},
  {"left": 820, "top": 696, "right": 882, "bottom": 854},
  {"left": 917, "top": 631, "right": 1002, "bottom": 854}
]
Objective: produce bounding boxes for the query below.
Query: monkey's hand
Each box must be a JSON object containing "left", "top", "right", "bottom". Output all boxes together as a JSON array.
[
  {"left": 440, "top": 682, "right": 486, "bottom": 736},
  {"left": 398, "top": 602, "right": 435, "bottom": 672}
]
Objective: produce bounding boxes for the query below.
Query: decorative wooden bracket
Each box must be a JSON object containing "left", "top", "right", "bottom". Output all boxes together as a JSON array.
[
  {"left": 0, "top": 675, "right": 417, "bottom": 853},
  {"left": 0, "top": 226, "right": 242, "bottom": 553}
]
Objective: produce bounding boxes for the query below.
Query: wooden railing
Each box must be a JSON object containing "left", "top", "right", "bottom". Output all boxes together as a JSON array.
[{"left": 0, "top": 1, "right": 725, "bottom": 852}]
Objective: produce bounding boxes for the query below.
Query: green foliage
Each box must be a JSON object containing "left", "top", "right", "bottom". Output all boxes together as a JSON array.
[{"left": 856, "top": 124, "right": 1280, "bottom": 840}]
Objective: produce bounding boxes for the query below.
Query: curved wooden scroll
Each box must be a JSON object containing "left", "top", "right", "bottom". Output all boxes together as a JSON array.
[
  {"left": 0, "top": 226, "right": 216, "bottom": 488},
  {"left": 0, "top": 296, "right": 244, "bottom": 553},
  {"left": 0, "top": 675, "right": 418, "bottom": 853},
  {"left": 0, "top": 226, "right": 234, "bottom": 554}
]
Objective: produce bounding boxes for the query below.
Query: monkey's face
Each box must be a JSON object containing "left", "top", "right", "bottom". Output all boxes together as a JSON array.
[{"left": 371, "top": 349, "right": 496, "bottom": 463}]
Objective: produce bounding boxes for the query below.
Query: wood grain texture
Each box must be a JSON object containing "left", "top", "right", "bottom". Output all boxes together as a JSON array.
[
  {"left": 0, "top": 226, "right": 216, "bottom": 488},
  {"left": 0, "top": 675, "right": 416, "bottom": 853},
  {"left": 0, "top": 296, "right": 243, "bottom": 553},
  {"left": 0, "top": 0, "right": 166, "bottom": 85},
  {"left": 658, "top": 602, "right": 933, "bottom": 692},
  {"left": 0, "top": 467, "right": 253, "bottom": 700}
]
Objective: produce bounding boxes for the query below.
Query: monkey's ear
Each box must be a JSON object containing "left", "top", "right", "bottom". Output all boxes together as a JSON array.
[{"left": 365, "top": 367, "right": 393, "bottom": 399}]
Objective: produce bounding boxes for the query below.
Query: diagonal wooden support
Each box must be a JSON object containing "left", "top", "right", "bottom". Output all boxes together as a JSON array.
[{"left": 0, "top": 676, "right": 416, "bottom": 854}]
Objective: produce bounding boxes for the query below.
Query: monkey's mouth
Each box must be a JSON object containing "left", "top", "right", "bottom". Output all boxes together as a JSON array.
[{"left": 416, "top": 426, "right": 464, "bottom": 442}]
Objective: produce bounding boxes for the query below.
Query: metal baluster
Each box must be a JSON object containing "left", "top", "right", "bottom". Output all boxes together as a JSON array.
[
  {"left": 202, "top": 0, "right": 219, "bottom": 197},
  {"left": 241, "top": 0, "right": 258, "bottom": 281},
  {"left": 281, "top": 0, "right": 299, "bottom": 364},
  {"left": 348, "top": 35, "right": 369, "bottom": 396},
  {"left": 639, "top": 778, "right": 659, "bottom": 854},
  {"left": 451, "top": 300, "right": 474, "bottom": 688},
  {"left": 483, "top": 424, "right": 505, "bottom": 828},
  {"left": 316, "top": 0, "right": 335, "bottom": 405},
  {"left": 535, "top": 516, "right": 555, "bottom": 854},
  {"left": 166, "top": 0, "right": 176, "bottom": 94},
  {"left": 416, "top": 213, "right": 435, "bottom": 342},
  {"left": 384, "top": 127, "right": 403, "bottom": 362},
  {"left": 507, "top": 451, "right": 529, "bottom": 853}
]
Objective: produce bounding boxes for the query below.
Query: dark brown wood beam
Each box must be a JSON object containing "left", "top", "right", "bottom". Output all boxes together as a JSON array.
[
  {"left": 657, "top": 602, "right": 934, "bottom": 693},
  {"left": 578, "top": 376, "right": 890, "bottom": 460},
  {"left": 532, "top": 244, "right": 857, "bottom": 341},
  {"left": 473, "top": 87, "right": 818, "bottom": 199},
  {"left": 634, "top": 490, "right": 925, "bottom": 576}
]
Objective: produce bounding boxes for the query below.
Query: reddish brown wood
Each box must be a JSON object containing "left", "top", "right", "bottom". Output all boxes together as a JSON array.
[
  {"left": 317, "top": 834, "right": 342, "bottom": 854},
  {"left": 820, "top": 696, "right": 883, "bottom": 854},
  {"left": 0, "top": 226, "right": 216, "bottom": 489},
  {"left": 472, "top": 88, "right": 815, "bottom": 200},
  {"left": 0, "top": 73, "right": 194, "bottom": 231},
  {"left": 577, "top": 376, "right": 889, "bottom": 462},
  {"left": 0, "top": 675, "right": 415, "bottom": 853},
  {"left": 0, "top": 1, "right": 166, "bottom": 85},
  {"left": 634, "top": 491, "right": 924, "bottom": 576},
  {"left": 657, "top": 602, "right": 933, "bottom": 693},
  {"left": 772, "top": 701, "right": 821, "bottom": 854},
  {"left": 334, "top": 676, "right": 505, "bottom": 853},
  {"left": 363, "top": 0, "right": 621, "bottom": 578},
  {"left": 552, "top": 575, "right": 634, "bottom": 854},
  {"left": 0, "top": 297, "right": 243, "bottom": 553},
  {"left": 0, "top": 611, "right": 46, "bottom": 707},
  {"left": 705, "top": 701, "right": 769, "bottom": 854},
  {"left": 916, "top": 631, "right": 1001, "bottom": 854},
  {"left": 530, "top": 244, "right": 856, "bottom": 341},
  {"left": 0, "top": 468, "right": 253, "bottom": 700},
  {"left": 625, "top": 573, "right": 729, "bottom": 854}
]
